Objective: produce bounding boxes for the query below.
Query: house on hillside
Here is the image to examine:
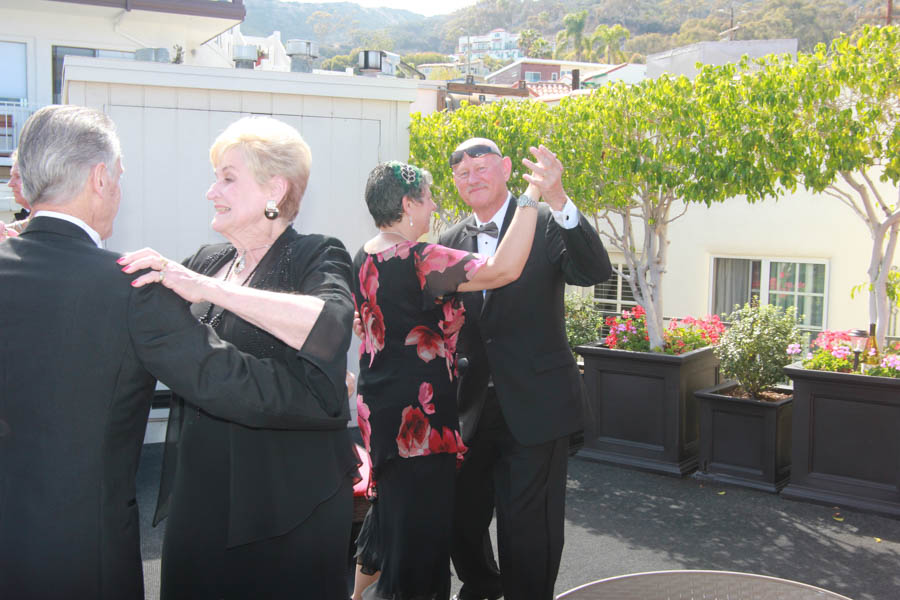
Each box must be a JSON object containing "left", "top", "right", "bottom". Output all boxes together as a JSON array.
[
  {"left": 457, "top": 28, "right": 522, "bottom": 63},
  {"left": 418, "top": 58, "right": 489, "bottom": 80}
]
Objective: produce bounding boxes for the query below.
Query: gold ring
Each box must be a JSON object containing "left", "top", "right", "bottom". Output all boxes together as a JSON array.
[
  {"left": 160, "top": 258, "right": 168, "bottom": 270},
  {"left": 159, "top": 270, "right": 165, "bottom": 283}
]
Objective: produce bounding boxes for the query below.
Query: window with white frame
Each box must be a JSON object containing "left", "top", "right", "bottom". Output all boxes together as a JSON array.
[
  {"left": 594, "top": 263, "right": 637, "bottom": 317},
  {"left": 0, "top": 41, "right": 27, "bottom": 104},
  {"left": 524, "top": 71, "right": 541, "bottom": 82},
  {"left": 711, "top": 257, "right": 827, "bottom": 332},
  {"left": 551, "top": 72, "right": 559, "bottom": 81}
]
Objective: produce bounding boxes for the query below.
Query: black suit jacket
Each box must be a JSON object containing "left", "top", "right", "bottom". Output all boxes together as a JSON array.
[
  {"left": 0, "top": 217, "right": 349, "bottom": 599},
  {"left": 439, "top": 197, "right": 611, "bottom": 446}
]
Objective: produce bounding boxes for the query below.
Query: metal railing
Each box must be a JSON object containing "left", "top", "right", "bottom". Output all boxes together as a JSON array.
[{"left": 0, "top": 101, "right": 42, "bottom": 162}]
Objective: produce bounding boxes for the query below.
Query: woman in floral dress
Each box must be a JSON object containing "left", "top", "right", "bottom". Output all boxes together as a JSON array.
[{"left": 352, "top": 161, "right": 540, "bottom": 599}]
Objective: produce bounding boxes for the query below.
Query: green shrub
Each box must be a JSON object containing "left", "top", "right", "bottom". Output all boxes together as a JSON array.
[
  {"left": 715, "top": 302, "right": 802, "bottom": 398},
  {"left": 565, "top": 293, "right": 603, "bottom": 355}
]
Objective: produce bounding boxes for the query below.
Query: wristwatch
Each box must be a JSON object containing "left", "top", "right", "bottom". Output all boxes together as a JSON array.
[{"left": 517, "top": 193, "right": 538, "bottom": 209}]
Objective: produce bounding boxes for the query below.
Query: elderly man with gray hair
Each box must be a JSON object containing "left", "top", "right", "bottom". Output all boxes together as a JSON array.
[{"left": 0, "top": 106, "right": 352, "bottom": 598}]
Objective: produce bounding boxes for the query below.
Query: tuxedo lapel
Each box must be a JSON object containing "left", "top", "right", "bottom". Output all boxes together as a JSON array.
[
  {"left": 458, "top": 215, "right": 484, "bottom": 317},
  {"left": 496, "top": 192, "right": 517, "bottom": 240},
  {"left": 482, "top": 196, "right": 517, "bottom": 313}
]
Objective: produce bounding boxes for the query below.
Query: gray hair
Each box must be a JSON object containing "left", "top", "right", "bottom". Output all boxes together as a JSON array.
[{"left": 17, "top": 105, "right": 120, "bottom": 206}]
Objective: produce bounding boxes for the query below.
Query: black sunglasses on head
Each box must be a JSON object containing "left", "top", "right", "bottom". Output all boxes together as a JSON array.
[{"left": 449, "top": 144, "right": 502, "bottom": 167}]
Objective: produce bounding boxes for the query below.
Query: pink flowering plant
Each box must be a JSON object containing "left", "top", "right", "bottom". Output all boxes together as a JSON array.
[
  {"left": 867, "top": 340, "right": 900, "bottom": 378},
  {"left": 794, "top": 332, "right": 900, "bottom": 378},
  {"left": 794, "top": 330, "right": 854, "bottom": 373},
  {"left": 605, "top": 305, "right": 724, "bottom": 355}
]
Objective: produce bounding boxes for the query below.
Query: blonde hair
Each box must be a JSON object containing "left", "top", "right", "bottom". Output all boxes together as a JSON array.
[{"left": 209, "top": 116, "right": 311, "bottom": 221}]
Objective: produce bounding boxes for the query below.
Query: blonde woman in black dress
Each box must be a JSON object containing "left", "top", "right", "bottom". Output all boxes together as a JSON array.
[{"left": 121, "top": 116, "right": 358, "bottom": 598}]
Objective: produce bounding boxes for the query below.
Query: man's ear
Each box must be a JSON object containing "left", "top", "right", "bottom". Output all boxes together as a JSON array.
[
  {"left": 89, "top": 162, "right": 108, "bottom": 196},
  {"left": 501, "top": 156, "right": 513, "bottom": 182}
]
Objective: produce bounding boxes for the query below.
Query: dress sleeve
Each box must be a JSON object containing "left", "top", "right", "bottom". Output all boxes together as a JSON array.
[
  {"left": 284, "top": 236, "right": 355, "bottom": 419},
  {"left": 414, "top": 243, "right": 486, "bottom": 307}
]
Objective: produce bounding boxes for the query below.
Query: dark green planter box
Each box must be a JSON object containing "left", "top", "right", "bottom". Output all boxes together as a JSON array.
[
  {"left": 783, "top": 365, "right": 900, "bottom": 517},
  {"left": 574, "top": 344, "right": 719, "bottom": 476},
  {"left": 695, "top": 381, "right": 792, "bottom": 493}
]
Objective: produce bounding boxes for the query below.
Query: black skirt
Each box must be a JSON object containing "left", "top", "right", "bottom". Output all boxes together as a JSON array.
[{"left": 356, "top": 453, "right": 457, "bottom": 600}]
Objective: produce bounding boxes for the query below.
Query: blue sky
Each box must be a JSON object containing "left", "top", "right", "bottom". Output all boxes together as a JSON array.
[{"left": 282, "top": 0, "right": 479, "bottom": 17}]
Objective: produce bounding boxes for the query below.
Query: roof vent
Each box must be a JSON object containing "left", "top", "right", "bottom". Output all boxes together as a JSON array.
[
  {"left": 233, "top": 45, "right": 256, "bottom": 69},
  {"left": 286, "top": 39, "right": 318, "bottom": 73}
]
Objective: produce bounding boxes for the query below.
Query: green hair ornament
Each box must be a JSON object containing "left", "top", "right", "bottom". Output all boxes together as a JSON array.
[{"left": 386, "top": 160, "right": 422, "bottom": 192}]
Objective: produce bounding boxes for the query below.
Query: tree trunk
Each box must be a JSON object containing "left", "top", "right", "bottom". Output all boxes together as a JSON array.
[{"left": 873, "top": 221, "right": 899, "bottom": 346}]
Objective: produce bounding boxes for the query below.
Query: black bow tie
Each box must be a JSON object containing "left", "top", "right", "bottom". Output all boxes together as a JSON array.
[{"left": 464, "top": 222, "right": 499, "bottom": 239}]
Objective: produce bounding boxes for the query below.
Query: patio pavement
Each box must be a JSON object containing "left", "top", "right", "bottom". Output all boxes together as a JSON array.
[{"left": 137, "top": 442, "right": 900, "bottom": 600}]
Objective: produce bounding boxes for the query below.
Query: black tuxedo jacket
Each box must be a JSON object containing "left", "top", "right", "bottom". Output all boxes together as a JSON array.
[
  {"left": 0, "top": 217, "right": 349, "bottom": 599},
  {"left": 439, "top": 197, "right": 611, "bottom": 446}
]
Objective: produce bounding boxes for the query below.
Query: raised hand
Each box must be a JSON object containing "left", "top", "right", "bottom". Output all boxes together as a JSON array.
[
  {"left": 0, "top": 222, "right": 18, "bottom": 242},
  {"left": 521, "top": 144, "right": 568, "bottom": 211}
]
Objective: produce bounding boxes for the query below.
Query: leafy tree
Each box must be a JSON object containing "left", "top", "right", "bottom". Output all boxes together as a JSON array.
[
  {"left": 555, "top": 10, "right": 590, "bottom": 61},
  {"left": 518, "top": 28, "right": 542, "bottom": 56},
  {"left": 546, "top": 70, "right": 777, "bottom": 348},
  {"left": 409, "top": 100, "right": 551, "bottom": 223},
  {"left": 481, "top": 55, "right": 511, "bottom": 73},
  {"left": 742, "top": 26, "right": 900, "bottom": 346},
  {"left": 740, "top": 0, "right": 850, "bottom": 51},
  {"left": 427, "top": 65, "right": 464, "bottom": 80},
  {"left": 306, "top": 11, "right": 337, "bottom": 42},
  {"left": 625, "top": 32, "right": 673, "bottom": 57},
  {"left": 531, "top": 37, "right": 553, "bottom": 58},
  {"left": 348, "top": 29, "right": 395, "bottom": 52},
  {"left": 672, "top": 15, "right": 725, "bottom": 45},
  {"left": 409, "top": 58, "right": 785, "bottom": 348},
  {"left": 319, "top": 51, "right": 358, "bottom": 73}
]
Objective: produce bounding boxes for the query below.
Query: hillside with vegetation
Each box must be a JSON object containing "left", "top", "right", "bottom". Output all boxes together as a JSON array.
[{"left": 242, "top": 0, "right": 892, "bottom": 67}]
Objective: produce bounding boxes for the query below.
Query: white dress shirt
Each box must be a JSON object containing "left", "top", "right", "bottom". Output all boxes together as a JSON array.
[
  {"left": 33, "top": 210, "right": 103, "bottom": 248},
  {"left": 474, "top": 193, "right": 580, "bottom": 258}
]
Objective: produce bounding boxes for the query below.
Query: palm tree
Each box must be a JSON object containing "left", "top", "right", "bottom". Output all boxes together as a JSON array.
[
  {"left": 555, "top": 10, "right": 589, "bottom": 61},
  {"left": 590, "top": 24, "right": 631, "bottom": 64}
]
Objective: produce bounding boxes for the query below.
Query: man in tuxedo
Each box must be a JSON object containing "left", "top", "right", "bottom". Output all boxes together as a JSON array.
[
  {"left": 439, "top": 138, "right": 611, "bottom": 600},
  {"left": 0, "top": 106, "right": 350, "bottom": 599}
]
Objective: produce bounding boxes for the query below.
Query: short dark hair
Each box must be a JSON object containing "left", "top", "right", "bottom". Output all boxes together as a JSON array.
[{"left": 364, "top": 162, "right": 432, "bottom": 228}]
